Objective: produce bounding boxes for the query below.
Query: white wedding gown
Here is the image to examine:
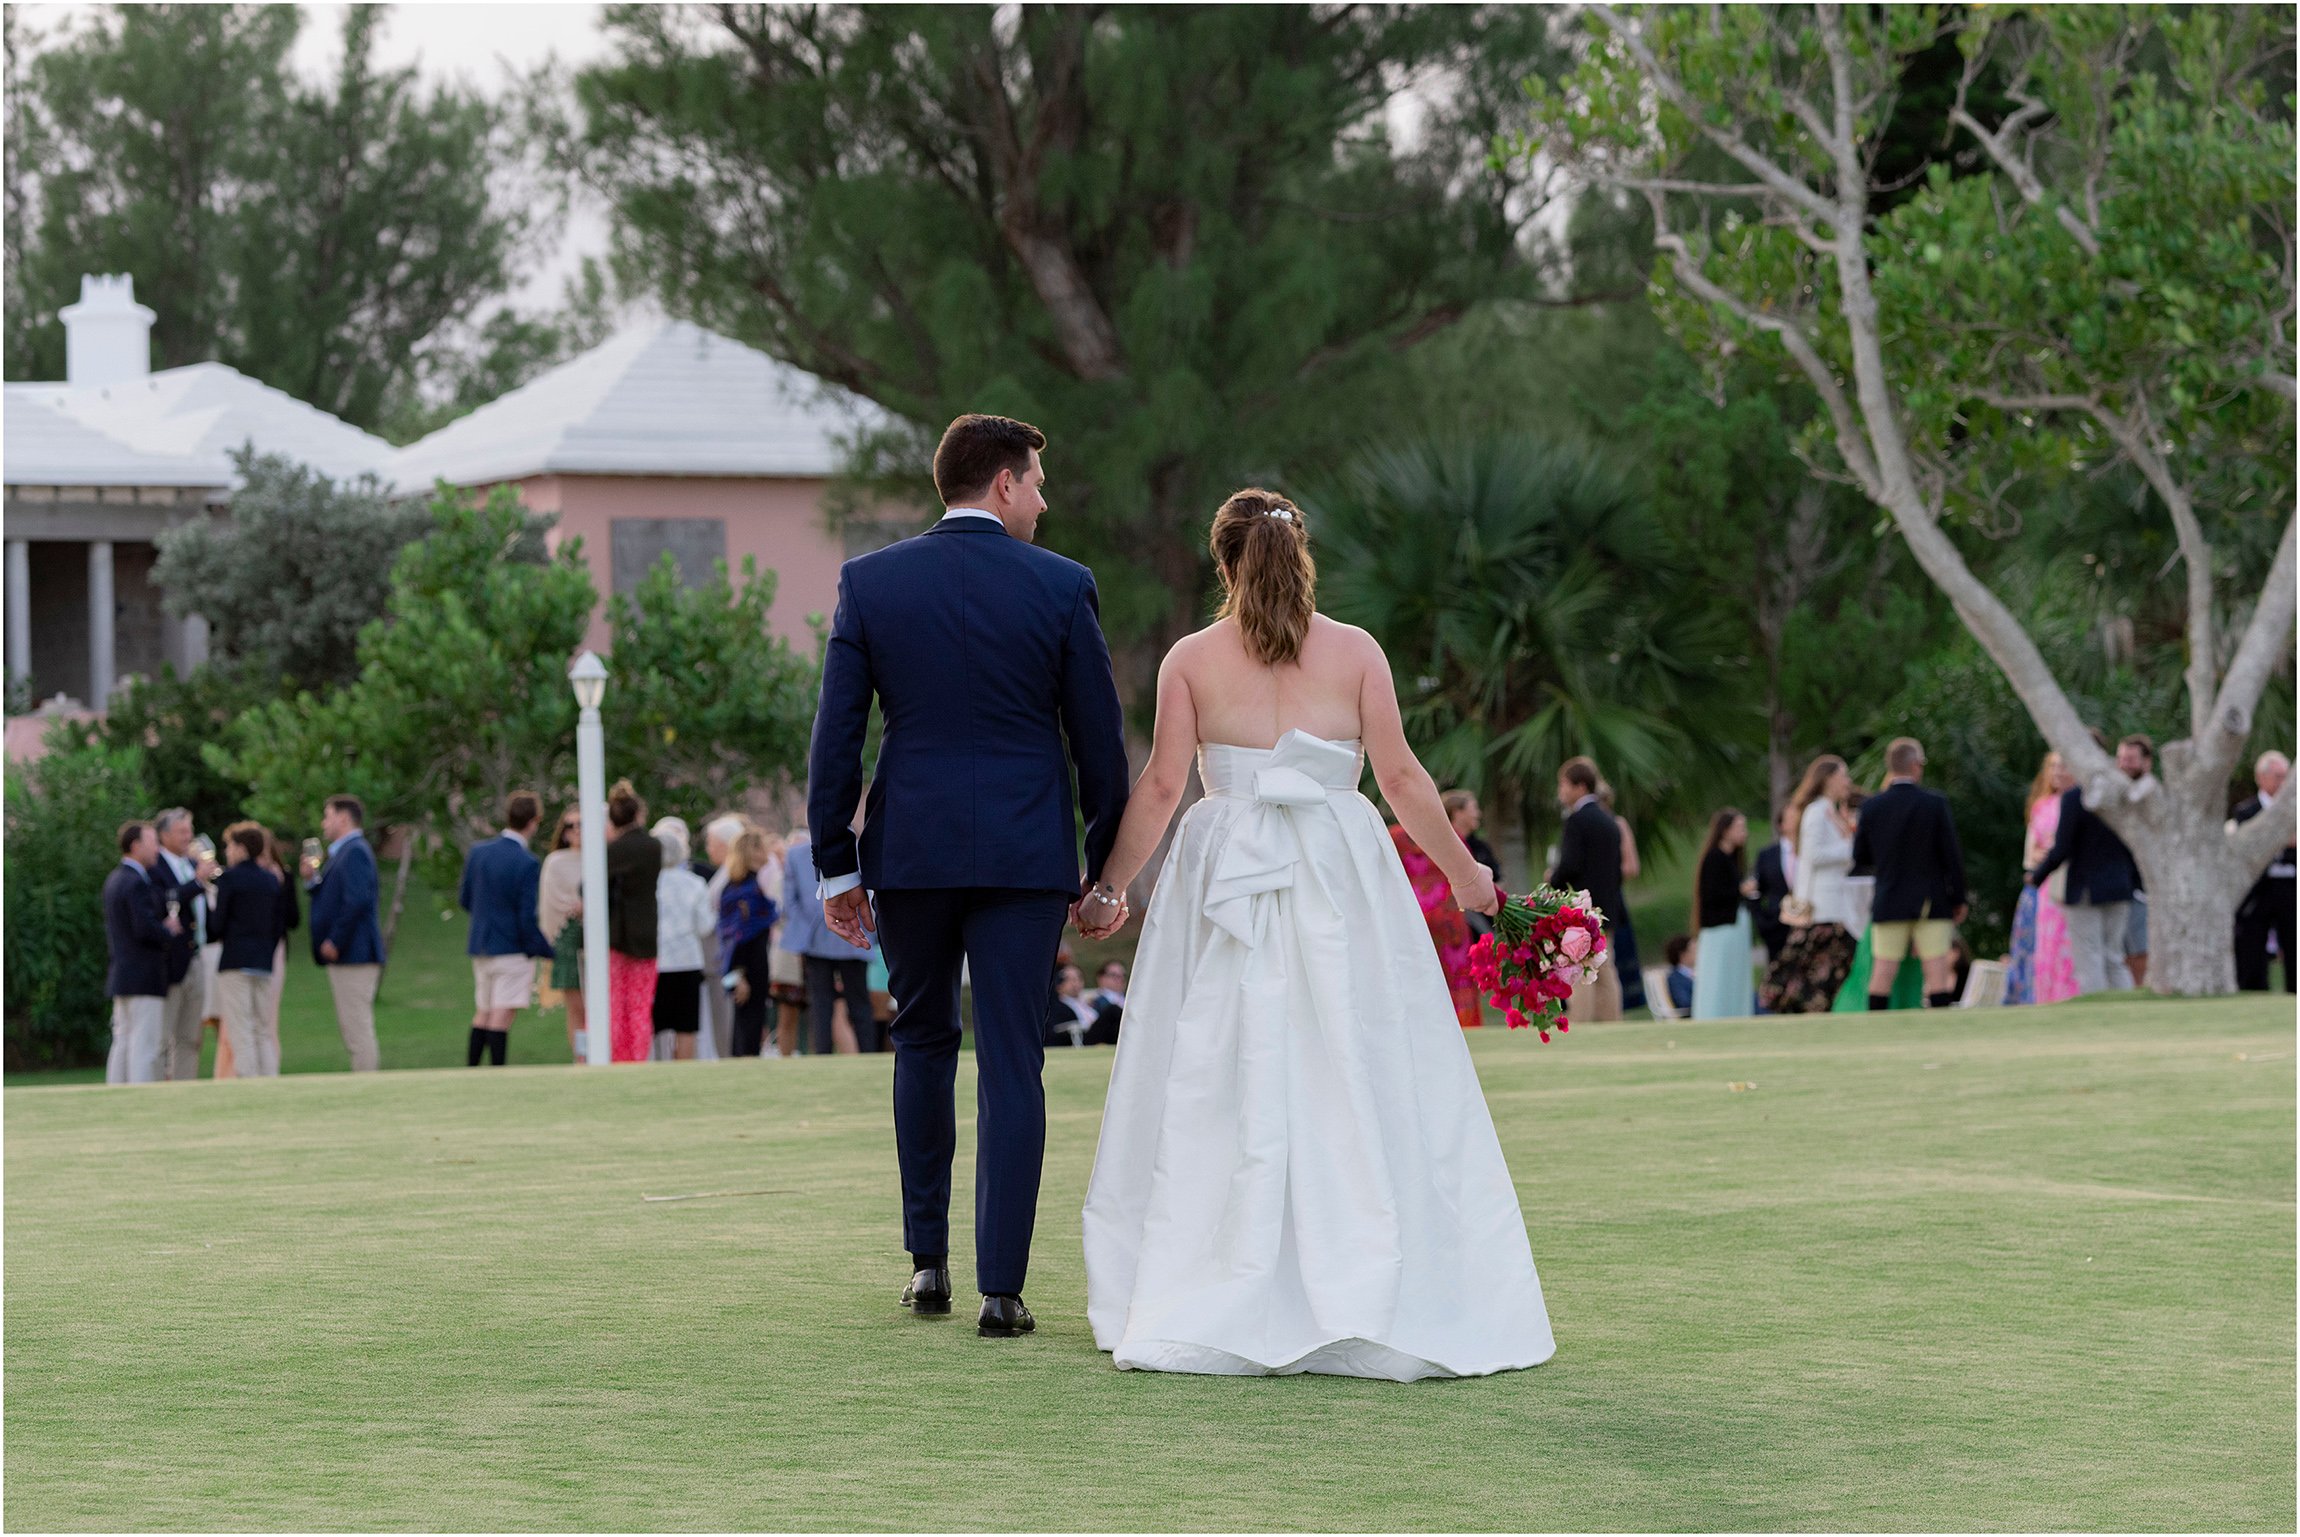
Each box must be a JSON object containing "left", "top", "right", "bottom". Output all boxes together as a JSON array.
[{"left": 1083, "top": 730, "right": 1556, "bottom": 1380}]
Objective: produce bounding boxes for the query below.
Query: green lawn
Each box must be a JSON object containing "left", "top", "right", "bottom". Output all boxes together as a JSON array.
[{"left": 5, "top": 995, "right": 2292, "bottom": 1530}]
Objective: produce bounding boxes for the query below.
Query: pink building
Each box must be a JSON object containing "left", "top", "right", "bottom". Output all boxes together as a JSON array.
[{"left": 389, "top": 319, "right": 907, "bottom": 649}]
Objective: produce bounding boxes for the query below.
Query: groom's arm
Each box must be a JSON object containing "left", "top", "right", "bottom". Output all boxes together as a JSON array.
[
  {"left": 1058, "top": 571, "right": 1131, "bottom": 885},
  {"left": 808, "top": 566, "right": 874, "bottom": 891}
]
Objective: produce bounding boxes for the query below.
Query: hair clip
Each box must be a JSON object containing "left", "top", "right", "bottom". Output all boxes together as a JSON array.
[{"left": 1268, "top": 505, "right": 1295, "bottom": 522}]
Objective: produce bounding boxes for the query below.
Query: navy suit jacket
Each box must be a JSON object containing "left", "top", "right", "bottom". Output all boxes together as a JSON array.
[
  {"left": 2032, "top": 784, "right": 2142, "bottom": 906},
  {"left": 459, "top": 833, "right": 554, "bottom": 958},
  {"left": 1853, "top": 781, "right": 1968, "bottom": 922},
  {"left": 104, "top": 860, "right": 170, "bottom": 997},
  {"left": 1548, "top": 799, "right": 1627, "bottom": 936},
  {"left": 210, "top": 862, "right": 291, "bottom": 972},
  {"left": 807, "top": 518, "right": 1131, "bottom": 893},
  {"left": 309, "top": 832, "right": 386, "bottom": 966}
]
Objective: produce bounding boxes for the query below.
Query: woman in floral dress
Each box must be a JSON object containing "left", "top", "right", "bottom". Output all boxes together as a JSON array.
[
  {"left": 2005, "top": 752, "right": 2079, "bottom": 1005},
  {"left": 1392, "top": 823, "right": 1482, "bottom": 1028}
]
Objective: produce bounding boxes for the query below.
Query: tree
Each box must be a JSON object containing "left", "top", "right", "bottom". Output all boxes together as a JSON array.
[
  {"left": 554, "top": 4, "right": 1574, "bottom": 703},
  {"left": 219, "top": 486, "right": 592, "bottom": 881},
  {"left": 604, "top": 555, "right": 822, "bottom": 831},
  {"left": 152, "top": 451, "right": 434, "bottom": 693},
  {"left": 1524, "top": 4, "right": 2296, "bottom": 994},
  {"left": 1316, "top": 436, "right": 1741, "bottom": 886},
  {"left": 7, "top": 5, "right": 537, "bottom": 435}
]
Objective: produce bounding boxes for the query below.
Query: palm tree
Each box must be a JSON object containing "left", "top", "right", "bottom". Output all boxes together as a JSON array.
[{"left": 1315, "top": 436, "right": 1742, "bottom": 885}]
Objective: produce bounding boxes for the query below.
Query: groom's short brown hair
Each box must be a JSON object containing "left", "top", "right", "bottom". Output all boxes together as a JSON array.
[{"left": 934, "top": 414, "right": 1045, "bottom": 504}]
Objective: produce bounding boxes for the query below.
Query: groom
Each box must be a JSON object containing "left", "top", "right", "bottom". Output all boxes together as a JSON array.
[{"left": 807, "top": 413, "right": 1131, "bottom": 1338}]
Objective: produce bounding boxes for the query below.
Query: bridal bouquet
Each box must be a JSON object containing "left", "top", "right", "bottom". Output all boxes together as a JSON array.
[{"left": 1465, "top": 886, "right": 1608, "bottom": 1042}]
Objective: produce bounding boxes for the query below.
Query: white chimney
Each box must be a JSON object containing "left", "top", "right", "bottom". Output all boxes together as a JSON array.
[{"left": 58, "top": 273, "right": 155, "bottom": 389}]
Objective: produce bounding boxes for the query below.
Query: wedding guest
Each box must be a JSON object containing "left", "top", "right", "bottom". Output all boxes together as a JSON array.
[
  {"left": 652, "top": 821, "right": 716, "bottom": 1061},
  {"left": 1690, "top": 808, "right": 1757, "bottom": 1019},
  {"left": 782, "top": 819, "right": 879, "bottom": 1053},
  {"left": 2005, "top": 752, "right": 2079, "bottom": 1006},
  {"left": 2108, "top": 736, "right": 2155, "bottom": 987},
  {"left": 104, "top": 820, "right": 174, "bottom": 1084},
  {"left": 2029, "top": 732, "right": 2143, "bottom": 996},
  {"left": 1599, "top": 781, "right": 1648, "bottom": 1013},
  {"left": 1855, "top": 739, "right": 1969, "bottom": 1011},
  {"left": 1662, "top": 933, "right": 1696, "bottom": 1014},
  {"left": 1445, "top": 790, "right": 1501, "bottom": 939},
  {"left": 458, "top": 792, "right": 554, "bottom": 1067},
  {"left": 1752, "top": 809, "right": 1794, "bottom": 962},
  {"left": 1045, "top": 963, "right": 1099, "bottom": 1047},
  {"left": 603, "top": 780, "right": 660, "bottom": 1063},
  {"left": 699, "top": 814, "right": 748, "bottom": 1057},
  {"left": 2233, "top": 750, "right": 2295, "bottom": 993},
  {"left": 718, "top": 826, "right": 782, "bottom": 1057},
  {"left": 209, "top": 822, "right": 291, "bottom": 1078},
  {"left": 1549, "top": 756, "right": 1627, "bottom": 1023},
  {"left": 538, "top": 810, "right": 588, "bottom": 1061},
  {"left": 1394, "top": 821, "right": 1481, "bottom": 1028},
  {"left": 1762, "top": 755, "right": 1860, "bottom": 1014},
  {"left": 153, "top": 807, "right": 217, "bottom": 1080},
  {"left": 304, "top": 795, "right": 384, "bottom": 1069},
  {"left": 256, "top": 832, "right": 300, "bottom": 1070},
  {"left": 1088, "top": 959, "right": 1126, "bottom": 1045}
]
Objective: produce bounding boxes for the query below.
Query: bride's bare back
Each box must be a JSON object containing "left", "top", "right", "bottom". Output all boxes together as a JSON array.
[{"left": 1174, "top": 613, "right": 1369, "bottom": 749}]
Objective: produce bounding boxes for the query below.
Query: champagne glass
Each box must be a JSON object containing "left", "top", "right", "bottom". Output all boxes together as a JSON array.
[
  {"left": 191, "top": 833, "right": 217, "bottom": 877},
  {"left": 300, "top": 836, "right": 325, "bottom": 881}
]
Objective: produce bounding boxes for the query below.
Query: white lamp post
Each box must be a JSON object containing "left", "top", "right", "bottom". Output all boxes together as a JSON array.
[{"left": 569, "top": 650, "right": 612, "bottom": 1067}]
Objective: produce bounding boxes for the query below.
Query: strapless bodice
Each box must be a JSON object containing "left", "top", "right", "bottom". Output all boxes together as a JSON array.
[{"left": 1197, "top": 731, "right": 1364, "bottom": 800}]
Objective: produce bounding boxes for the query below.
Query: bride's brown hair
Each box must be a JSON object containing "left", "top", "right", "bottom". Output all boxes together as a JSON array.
[{"left": 1210, "top": 488, "right": 1316, "bottom": 666}]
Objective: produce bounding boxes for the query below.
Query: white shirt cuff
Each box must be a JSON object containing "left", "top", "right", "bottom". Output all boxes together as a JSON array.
[{"left": 819, "top": 870, "right": 863, "bottom": 899}]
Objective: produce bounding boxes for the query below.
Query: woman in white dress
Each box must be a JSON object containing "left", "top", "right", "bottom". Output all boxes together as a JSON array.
[{"left": 1075, "top": 488, "right": 1557, "bottom": 1382}]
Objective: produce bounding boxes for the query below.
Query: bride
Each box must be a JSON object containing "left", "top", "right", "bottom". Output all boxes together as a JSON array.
[{"left": 1074, "top": 488, "right": 1557, "bottom": 1381}]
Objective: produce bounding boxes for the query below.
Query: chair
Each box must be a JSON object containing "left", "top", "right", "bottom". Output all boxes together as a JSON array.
[
  {"left": 1643, "top": 968, "right": 1681, "bottom": 1020},
  {"left": 1958, "top": 958, "right": 2008, "bottom": 1008}
]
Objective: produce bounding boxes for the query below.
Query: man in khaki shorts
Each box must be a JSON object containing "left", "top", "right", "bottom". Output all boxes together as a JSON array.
[
  {"left": 457, "top": 791, "right": 556, "bottom": 1067},
  {"left": 1852, "top": 738, "right": 1969, "bottom": 1010}
]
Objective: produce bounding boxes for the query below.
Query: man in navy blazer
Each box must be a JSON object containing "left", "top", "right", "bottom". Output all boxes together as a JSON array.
[
  {"left": 459, "top": 790, "right": 555, "bottom": 1067},
  {"left": 305, "top": 794, "right": 386, "bottom": 1071},
  {"left": 808, "top": 413, "right": 1130, "bottom": 1339},
  {"left": 2029, "top": 735, "right": 2147, "bottom": 996},
  {"left": 1852, "top": 738, "right": 1969, "bottom": 1010},
  {"left": 104, "top": 820, "right": 177, "bottom": 1083}
]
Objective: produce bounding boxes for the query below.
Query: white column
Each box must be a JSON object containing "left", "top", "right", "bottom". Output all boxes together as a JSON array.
[
  {"left": 87, "top": 539, "right": 115, "bottom": 710},
  {"left": 5, "top": 539, "right": 31, "bottom": 691},
  {"left": 577, "top": 702, "right": 612, "bottom": 1066}
]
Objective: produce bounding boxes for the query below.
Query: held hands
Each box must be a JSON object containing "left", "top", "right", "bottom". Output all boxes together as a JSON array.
[
  {"left": 1451, "top": 863, "right": 1500, "bottom": 919},
  {"left": 1074, "top": 877, "right": 1131, "bottom": 940},
  {"left": 823, "top": 886, "right": 876, "bottom": 949}
]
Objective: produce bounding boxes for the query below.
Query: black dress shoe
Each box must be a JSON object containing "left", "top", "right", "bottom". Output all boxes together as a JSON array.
[
  {"left": 978, "top": 1294, "right": 1035, "bottom": 1337},
  {"left": 900, "top": 1267, "right": 952, "bottom": 1315}
]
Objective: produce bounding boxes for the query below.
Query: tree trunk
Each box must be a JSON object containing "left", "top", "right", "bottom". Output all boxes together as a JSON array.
[{"left": 1490, "top": 778, "right": 1533, "bottom": 895}]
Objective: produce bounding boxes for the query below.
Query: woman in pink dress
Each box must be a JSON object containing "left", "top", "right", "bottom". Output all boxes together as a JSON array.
[
  {"left": 2006, "top": 753, "right": 2078, "bottom": 1005},
  {"left": 1391, "top": 824, "right": 1483, "bottom": 1028}
]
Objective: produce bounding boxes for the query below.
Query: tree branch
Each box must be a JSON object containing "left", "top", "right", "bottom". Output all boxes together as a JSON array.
[{"left": 2202, "top": 511, "right": 2299, "bottom": 784}]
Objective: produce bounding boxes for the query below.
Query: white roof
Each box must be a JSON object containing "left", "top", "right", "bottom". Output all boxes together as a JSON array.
[
  {"left": 4, "top": 363, "right": 396, "bottom": 489},
  {"left": 389, "top": 317, "right": 888, "bottom": 492}
]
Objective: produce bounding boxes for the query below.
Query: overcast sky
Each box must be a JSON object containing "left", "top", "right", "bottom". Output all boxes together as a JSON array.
[{"left": 17, "top": 1, "right": 619, "bottom": 310}]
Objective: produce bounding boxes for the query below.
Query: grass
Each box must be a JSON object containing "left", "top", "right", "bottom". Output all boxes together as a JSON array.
[{"left": 5, "top": 994, "right": 2292, "bottom": 1531}]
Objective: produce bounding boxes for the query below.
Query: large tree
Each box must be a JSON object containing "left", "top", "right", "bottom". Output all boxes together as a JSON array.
[
  {"left": 556, "top": 4, "right": 1573, "bottom": 700},
  {"left": 6, "top": 4, "right": 544, "bottom": 436},
  {"left": 1524, "top": 3, "right": 2296, "bottom": 994}
]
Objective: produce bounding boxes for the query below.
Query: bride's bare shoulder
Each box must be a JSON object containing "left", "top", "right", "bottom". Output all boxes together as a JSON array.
[{"left": 1306, "top": 614, "right": 1384, "bottom": 663}]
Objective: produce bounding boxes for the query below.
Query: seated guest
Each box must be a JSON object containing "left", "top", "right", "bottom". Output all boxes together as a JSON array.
[
  {"left": 210, "top": 822, "right": 293, "bottom": 1077},
  {"left": 1087, "top": 959, "right": 1126, "bottom": 1045},
  {"left": 1046, "top": 962, "right": 1099, "bottom": 1048},
  {"left": 1663, "top": 934, "right": 1696, "bottom": 1014}
]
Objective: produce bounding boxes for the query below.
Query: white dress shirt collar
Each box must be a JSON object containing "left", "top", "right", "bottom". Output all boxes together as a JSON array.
[
  {"left": 1567, "top": 793, "right": 1599, "bottom": 817},
  {"left": 938, "top": 506, "right": 1004, "bottom": 528},
  {"left": 501, "top": 828, "right": 529, "bottom": 847}
]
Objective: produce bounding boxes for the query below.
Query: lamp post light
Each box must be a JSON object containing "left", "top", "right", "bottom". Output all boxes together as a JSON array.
[{"left": 569, "top": 650, "right": 612, "bottom": 1067}]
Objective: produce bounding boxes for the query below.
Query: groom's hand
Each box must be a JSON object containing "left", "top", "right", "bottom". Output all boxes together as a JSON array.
[{"left": 823, "top": 887, "right": 876, "bottom": 949}]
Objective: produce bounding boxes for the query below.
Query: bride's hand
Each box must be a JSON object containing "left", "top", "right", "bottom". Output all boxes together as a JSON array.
[{"left": 1451, "top": 865, "right": 1499, "bottom": 918}]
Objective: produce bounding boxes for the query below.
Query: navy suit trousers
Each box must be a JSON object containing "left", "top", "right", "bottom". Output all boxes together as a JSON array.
[{"left": 874, "top": 887, "right": 1070, "bottom": 1297}]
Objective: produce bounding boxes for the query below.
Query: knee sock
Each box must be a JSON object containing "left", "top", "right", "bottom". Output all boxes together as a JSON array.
[
  {"left": 487, "top": 1029, "right": 508, "bottom": 1066},
  {"left": 1868, "top": 990, "right": 1894, "bottom": 1012},
  {"left": 1927, "top": 991, "right": 1957, "bottom": 1010},
  {"left": 466, "top": 1027, "right": 488, "bottom": 1066}
]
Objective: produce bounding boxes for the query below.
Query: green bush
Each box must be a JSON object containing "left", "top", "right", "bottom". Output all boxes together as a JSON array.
[{"left": 4, "top": 733, "right": 153, "bottom": 1069}]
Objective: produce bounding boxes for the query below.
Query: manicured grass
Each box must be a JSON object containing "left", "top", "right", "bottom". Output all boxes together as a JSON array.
[{"left": 6, "top": 996, "right": 2292, "bottom": 1530}]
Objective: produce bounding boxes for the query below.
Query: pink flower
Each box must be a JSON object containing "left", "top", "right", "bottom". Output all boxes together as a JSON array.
[{"left": 1558, "top": 926, "right": 1594, "bottom": 963}]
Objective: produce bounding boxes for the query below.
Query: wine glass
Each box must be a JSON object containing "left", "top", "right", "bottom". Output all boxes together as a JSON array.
[{"left": 300, "top": 836, "right": 325, "bottom": 881}]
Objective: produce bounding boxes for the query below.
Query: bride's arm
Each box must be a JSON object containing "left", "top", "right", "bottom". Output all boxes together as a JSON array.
[
  {"left": 1358, "top": 632, "right": 1498, "bottom": 914},
  {"left": 1091, "top": 645, "right": 1201, "bottom": 898}
]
